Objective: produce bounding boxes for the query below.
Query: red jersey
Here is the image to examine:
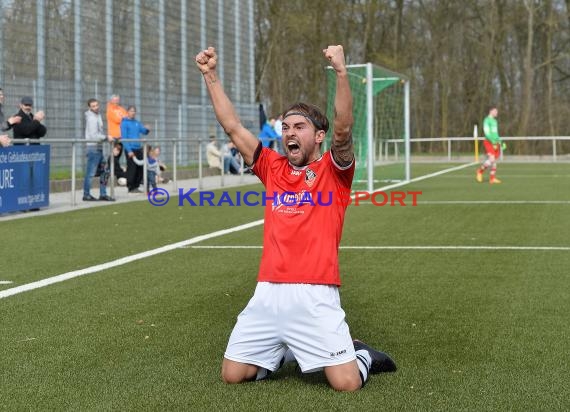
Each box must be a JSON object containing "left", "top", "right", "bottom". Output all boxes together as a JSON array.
[{"left": 252, "top": 148, "right": 355, "bottom": 286}]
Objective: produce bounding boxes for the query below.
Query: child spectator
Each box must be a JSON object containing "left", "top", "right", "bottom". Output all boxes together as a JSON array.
[
  {"left": 110, "top": 141, "right": 128, "bottom": 186},
  {"left": 131, "top": 145, "right": 160, "bottom": 192},
  {"left": 154, "top": 145, "right": 169, "bottom": 184}
]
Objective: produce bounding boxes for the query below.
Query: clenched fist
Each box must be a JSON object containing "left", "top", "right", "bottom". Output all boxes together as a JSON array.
[
  {"left": 195, "top": 47, "right": 218, "bottom": 75},
  {"left": 323, "top": 45, "right": 347, "bottom": 74}
]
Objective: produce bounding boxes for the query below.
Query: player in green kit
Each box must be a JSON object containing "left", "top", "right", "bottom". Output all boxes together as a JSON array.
[{"left": 476, "top": 105, "right": 505, "bottom": 184}]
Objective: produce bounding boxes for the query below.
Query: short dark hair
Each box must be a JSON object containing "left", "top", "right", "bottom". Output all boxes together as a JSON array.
[{"left": 87, "top": 98, "right": 98, "bottom": 107}]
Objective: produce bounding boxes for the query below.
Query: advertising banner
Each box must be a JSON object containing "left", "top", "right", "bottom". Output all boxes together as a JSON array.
[{"left": 0, "top": 145, "right": 50, "bottom": 213}]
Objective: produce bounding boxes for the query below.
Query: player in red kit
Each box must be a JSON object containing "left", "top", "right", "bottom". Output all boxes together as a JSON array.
[{"left": 195, "top": 44, "right": 396, "bottom": 392}]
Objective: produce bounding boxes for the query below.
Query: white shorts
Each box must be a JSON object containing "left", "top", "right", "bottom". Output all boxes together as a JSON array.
[{"left": 224, "top": 282, "right": 356, "bottom": 373}]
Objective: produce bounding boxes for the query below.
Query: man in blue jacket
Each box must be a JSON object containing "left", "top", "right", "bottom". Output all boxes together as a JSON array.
[
  {"left": 120, "top": 105, "right": 150, "bottom": 193},
  {"left": 258, "top": 118, "right": 279, "bottom": 150}
]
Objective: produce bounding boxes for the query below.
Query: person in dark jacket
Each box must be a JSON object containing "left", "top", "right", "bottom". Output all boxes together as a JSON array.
[{"left": 12, "top": 96, "right": 47, "bottom": 145}]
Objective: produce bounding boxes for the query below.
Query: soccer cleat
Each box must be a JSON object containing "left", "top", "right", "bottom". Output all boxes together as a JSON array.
[
  {"left": 490, "top": 177, "right": 502, "bottom": 184},
  {"left": 353, "top": 339, "right": 397, "bottom": 373},
  {"left": 476, "top": 170, "right": 483, "bottom": 183}
]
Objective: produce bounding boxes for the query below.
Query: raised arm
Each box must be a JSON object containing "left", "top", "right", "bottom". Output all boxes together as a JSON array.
[
  {"left": 195, "top": 47, "right": 259, "bottom": 165},
  {"left": 324, "top": 45, "right": 354, "bottom": 166}
]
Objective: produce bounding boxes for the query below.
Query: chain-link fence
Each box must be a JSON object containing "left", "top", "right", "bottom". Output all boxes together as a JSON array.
[{"left": 0, "top": 0, "right": 257, "bottom": 174}]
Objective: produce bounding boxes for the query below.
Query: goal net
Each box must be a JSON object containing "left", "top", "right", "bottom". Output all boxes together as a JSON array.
[{"left": 326, "top": 64, "right": 410, "bottom": 192}]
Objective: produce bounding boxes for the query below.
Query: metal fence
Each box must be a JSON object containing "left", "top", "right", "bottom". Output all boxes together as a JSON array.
[
  {"left": 0, "top": 0, "right": 257, "bottom": 170},
  {"left": 26, "top": 136, "right": 249, "bottom": 206},
  {"left": 379, "top": 136, "right": 570, "bottom": 163}
]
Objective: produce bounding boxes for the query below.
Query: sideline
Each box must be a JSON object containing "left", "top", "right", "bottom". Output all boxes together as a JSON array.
[{"left": 0, "top": 162, "right": 473, "bottom": 300}]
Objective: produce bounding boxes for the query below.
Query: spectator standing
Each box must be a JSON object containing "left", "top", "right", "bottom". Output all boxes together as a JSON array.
[
  {"left": 273, "top": 114, "right": 283, "bottom": 154},
  {"left": 130, "top": 146, "right": 159, "bottom": 192},
  {"left": 83, "top": 98, "right": 115, "bottom": 201},
  {"left": 146, "top": 146, "right": 160, "bottom": 192},
  {"left": 121, "top": 105, "right": 150, "bottom": 193},
  {"left": 258, "top": 118, "right": 279, "bottom": 149},
  {"left": 106, "top": 94, "right": 127, "bottom": 141},
  {"left": 12, "top": 96, "right": 46, "bottom": 144},
  {"left": 154, "top": 146, "right": 169, "bottom": 183}
]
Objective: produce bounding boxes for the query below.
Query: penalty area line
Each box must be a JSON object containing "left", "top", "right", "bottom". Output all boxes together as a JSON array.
[{"left": 0, "top": 219, "right": 264, "bottom": 300}]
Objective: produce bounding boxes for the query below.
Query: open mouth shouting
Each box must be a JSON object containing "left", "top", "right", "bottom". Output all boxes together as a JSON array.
[{"left": 286, "top": 140, "right": 301, "bottom": 156}]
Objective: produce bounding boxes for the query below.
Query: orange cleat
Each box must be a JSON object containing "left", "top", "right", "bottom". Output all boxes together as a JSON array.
[{"left": 476, "top": 170, "right": 483, "bottom": 183}]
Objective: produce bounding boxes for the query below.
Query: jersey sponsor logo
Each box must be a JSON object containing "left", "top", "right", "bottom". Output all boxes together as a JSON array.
[
  {"left": 305, "top": 168, "right": 317, "bottom": 187},
  {"left": 290, "top": 169, "right": 302, "bottom": 176},
  {"left": 271, "top": 190, "right": 316, "bottom": 212}
]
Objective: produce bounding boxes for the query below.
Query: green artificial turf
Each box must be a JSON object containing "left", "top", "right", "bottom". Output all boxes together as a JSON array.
[{"left": 1, "top": 163, "right": 569, "bottom": 411}]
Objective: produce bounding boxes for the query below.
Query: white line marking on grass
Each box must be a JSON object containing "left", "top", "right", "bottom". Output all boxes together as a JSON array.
[
  {"left": 0, "top": 281, "right": 14, "bottom": 284},
  {"left": 191, "top": 245, "right": 570, "bottom": 251},
  {"left": 0, "top": 219, "right": 264, "bottom": 300},
  {"left": 0, "top": 163, "right": 478, "bottom": 300},
  {"left": 374, "top": 162, "right": 477, "bottom": 192},
  {"left": 184, "top": 245, "right": 261, "bottom": 249}
]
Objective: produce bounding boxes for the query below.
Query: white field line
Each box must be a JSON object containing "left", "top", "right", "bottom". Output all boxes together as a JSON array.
[
  {"left": 0, "top": 162, "right": 477, "bottom": 300},
  {"left": 356, "top": 200, "right": 570, "bottom": 205},
  {"left": 0, "top": 219, "right": 264, "bottom": 300},
  {"left": 0, "top": 281, "right": 14, "bottom": 284},
  {"left": 373, "top": 162, "right": 477, "bottom": 192},
  {"left": 191, "top": 245, "right": 570, "bottom": 251}
]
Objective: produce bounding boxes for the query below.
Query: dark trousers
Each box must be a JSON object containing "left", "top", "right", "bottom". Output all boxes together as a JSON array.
[{"left": 126, "top": 149, "right": 143, "bottom": 191}]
